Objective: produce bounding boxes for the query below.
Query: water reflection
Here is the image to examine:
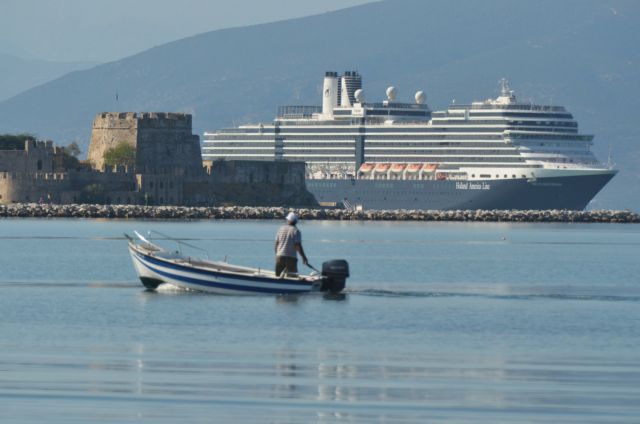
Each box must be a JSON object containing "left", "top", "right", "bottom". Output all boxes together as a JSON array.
[{"left": 2, "top": 343, "right": 640, "bottom": 422}]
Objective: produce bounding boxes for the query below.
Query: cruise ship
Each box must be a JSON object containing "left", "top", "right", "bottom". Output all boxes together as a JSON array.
[{"left": 202, "top": 71, "right": 616, "bottom": 210}]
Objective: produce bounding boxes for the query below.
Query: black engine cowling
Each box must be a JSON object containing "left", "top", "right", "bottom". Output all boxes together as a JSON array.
[{"left": 320, "top": 259, "right": 349, "bottom": 293}]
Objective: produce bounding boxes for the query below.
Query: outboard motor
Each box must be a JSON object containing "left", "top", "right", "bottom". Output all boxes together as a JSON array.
[{"left": 321, "top": 259, "right": 349, "bottom": 293}]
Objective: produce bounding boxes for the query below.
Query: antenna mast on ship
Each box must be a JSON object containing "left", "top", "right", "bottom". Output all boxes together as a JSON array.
[{"left": 499, "top": 78, "right": 510, "bottom": 97}]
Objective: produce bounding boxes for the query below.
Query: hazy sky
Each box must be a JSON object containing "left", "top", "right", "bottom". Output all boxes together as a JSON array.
[{"left": 1, "top": 0, "right": 374, "bottom": 62}]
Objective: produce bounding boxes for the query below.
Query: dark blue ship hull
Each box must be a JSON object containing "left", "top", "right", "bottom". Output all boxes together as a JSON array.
[{"left": 306, "top": 172, "right": 616, "bottom": 210}]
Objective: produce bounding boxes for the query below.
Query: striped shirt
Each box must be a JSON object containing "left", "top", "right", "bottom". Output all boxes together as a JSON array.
[{"left": 275, "top": 225, "right": 301, "bottom": 258}]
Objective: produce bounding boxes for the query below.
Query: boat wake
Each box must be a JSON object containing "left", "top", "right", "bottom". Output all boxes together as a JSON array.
[
  {"left": 3, "top": 280, "right": 638, "bottom": 303},
  {"left": 347, "top": 288, "right": 640, "bottom": 302}
]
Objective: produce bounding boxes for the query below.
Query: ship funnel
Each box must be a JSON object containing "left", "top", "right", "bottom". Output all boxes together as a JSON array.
[
  {"left": 339, "top": 71, "right": 362, "bottom": 108},
  {"left": 322, "top": 71, "right": 338, "bottom": 118}
]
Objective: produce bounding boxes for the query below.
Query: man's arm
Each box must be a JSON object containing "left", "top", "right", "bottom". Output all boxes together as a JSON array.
[{"left": 295, "top": 243, "right": 308, "bottom": 265}]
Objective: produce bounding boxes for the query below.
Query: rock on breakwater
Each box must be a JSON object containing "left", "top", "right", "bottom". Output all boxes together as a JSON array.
[{"left": 0, "top": 204, "right": 639, "bottom": 223}]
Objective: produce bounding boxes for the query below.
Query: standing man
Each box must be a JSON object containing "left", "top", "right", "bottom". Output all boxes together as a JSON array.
[{"left": 275, "top": 212, "right": 309, "bottom": 276}]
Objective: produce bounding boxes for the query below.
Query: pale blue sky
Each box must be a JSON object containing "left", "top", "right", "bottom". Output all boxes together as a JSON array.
[{"left": 1, "top": 0, "right": 374, "bottom": 62}]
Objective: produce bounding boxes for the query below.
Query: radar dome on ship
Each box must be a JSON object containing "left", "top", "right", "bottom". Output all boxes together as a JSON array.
[
  {"left": 415, "top": 90, "right": 426, "bottom": 104},
  {"left": 354, "top": 89, "right": 364, "bottom": 103},
  {"left": 386, "top": 86, "right": 397, "bottom": 101}
]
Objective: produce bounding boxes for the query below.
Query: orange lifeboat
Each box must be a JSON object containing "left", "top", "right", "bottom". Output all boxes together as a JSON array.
[
  {"left": 374, "top": 163, "right": 391, "bottom": 173},
  {"left": 390, "top": 163, "right": 407, "bottom": 173},
  {"left": 422, "top": 163, "right": 438, "bottom": 172},
  {"left": 405, "top": 163, "right": 422, "bottom": 173},
  {"left": 358, "top": 163, "right": 374, "bottom": 173}
]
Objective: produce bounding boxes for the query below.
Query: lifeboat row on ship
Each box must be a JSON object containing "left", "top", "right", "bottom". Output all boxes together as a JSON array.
[{"left": 358, "top": 162, "right": 452, "bottom": 181}]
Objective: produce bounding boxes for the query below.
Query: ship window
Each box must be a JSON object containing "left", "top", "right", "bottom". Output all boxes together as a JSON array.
[
  {"left": 504, "top": 174, "right": 507, "bottom": 178},
  {"left": 512, "top": 175, "right": 516, "bottom": 178},
  {"left": 495, "top": 175, "right": 499, "bottom": 178}
]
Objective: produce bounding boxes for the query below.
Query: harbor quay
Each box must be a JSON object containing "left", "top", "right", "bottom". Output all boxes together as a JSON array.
[{"left": 0, "top": 203, "right": 638, "bottom": 223}]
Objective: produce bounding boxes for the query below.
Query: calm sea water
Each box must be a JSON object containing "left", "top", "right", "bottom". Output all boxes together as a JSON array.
[{"left": 0, "top": 218, "right": 639, "bottom": 423}]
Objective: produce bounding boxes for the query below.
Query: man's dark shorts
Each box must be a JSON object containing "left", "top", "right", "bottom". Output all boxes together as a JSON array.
[{"left": 275, "top": 256, "right": 298, "bottom": 276}]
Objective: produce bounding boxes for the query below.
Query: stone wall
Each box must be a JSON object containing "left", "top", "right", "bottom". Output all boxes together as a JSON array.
[
  {"left": 68, "top": 167, "right": 140, "bottom": 204},
  {"left": 204, "top": 160, "right": 305, "bottom": 185},
  {"left": 0, "top": 171, "right": 71, "bottom": 203},
  {"left": 136, "top": 174, "right": 184, "bottom": 205},
  {"left": 0, "top": 140, "right": 56, "bottom": 174},
  {"left": 0, "top": 140, "right": 68, "bottom": 203},
  {"left": 188, "top": 160, "right": 317, "bottom": 207}
]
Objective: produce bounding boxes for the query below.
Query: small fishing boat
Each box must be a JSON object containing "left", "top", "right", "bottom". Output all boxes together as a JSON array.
[{"left": 126, "top": 231, "right": 349, "bottom": 295}]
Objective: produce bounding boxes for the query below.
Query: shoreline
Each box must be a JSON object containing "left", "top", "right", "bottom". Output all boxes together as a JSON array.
[{"left": 0, "top": 204, "right": 638, "bottom": 223}]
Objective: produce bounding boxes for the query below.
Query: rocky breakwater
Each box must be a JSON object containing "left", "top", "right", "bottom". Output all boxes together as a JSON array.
[{"left": 0, "top": 204, "right": 639, "bottom": 223}]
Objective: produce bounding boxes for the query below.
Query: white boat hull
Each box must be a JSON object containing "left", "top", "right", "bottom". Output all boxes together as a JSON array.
[{"left": 128, "top": 243, "right": 321, "bottom": 295}]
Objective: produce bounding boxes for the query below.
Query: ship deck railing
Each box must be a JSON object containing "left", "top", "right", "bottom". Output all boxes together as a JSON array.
[{"left": 449, "top": 104, "right": 566, "bottom": 112}]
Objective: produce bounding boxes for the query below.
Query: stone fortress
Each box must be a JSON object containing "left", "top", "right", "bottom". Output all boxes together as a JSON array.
[{"left": 0, "top": 112, "right": 316, "bottom": 206}]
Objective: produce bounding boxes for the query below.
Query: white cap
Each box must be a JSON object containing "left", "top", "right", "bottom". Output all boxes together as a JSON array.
[{"left": 286, "top": 212, "right": 298, "bottom": 223}]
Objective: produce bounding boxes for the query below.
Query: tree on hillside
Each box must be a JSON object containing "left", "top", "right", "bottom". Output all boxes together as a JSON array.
[{"left": 103, "top": 142, "right": 136, "bottom": 168}]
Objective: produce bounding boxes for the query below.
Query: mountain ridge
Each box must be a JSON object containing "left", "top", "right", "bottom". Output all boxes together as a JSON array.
[{"left": 0, "top": 52, "right": 98, "bottom": 102}]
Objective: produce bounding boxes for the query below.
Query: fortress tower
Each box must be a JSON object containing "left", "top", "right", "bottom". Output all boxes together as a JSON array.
[{"left": 88, "top": 112, "right": 202, "bottom": 175}]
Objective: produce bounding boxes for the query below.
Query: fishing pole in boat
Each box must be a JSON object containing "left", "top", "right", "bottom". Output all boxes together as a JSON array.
[{"left": 305, "top": 263, "right": 321, "bottom": 273}]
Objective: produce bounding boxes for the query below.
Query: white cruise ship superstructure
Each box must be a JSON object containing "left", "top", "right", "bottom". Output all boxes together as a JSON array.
[{"left": 202, "top": 71, "right": 616, "bottom": 210}]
